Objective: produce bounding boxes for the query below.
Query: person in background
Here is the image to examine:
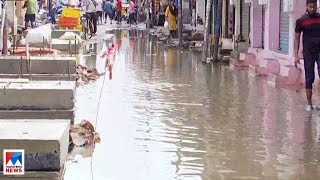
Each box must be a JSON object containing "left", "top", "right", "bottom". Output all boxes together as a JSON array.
[
  {"left": 295, "top": 0, "right": 320, "bottom": 111},
  {"left": 128, "top": 0, "right": 136, "bottom": 25},
  {"left": 105, "top": 0, "right": 114, "bottom": 24},
  {"left": 190, "top": 0, "right": 196, "bottom": 31},
  {"left": 85, "top": 0, "right": 98, "bottom": 35},
  {"left": 96, "top": 0, "right": 103, "bottom": 24},
  {"left": 23, "top": 0, "right": 37, "bottom": 30},
  {"left": 116, "top": 0, "right": 122, "bottom": 24},
  {"left": 165, "top": 0, "right": 178, "bottom": 37}
]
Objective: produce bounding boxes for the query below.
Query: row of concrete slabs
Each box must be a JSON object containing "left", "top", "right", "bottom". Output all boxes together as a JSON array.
[{"left": 0, "top": 29, "right": 81, "bottom": 179}]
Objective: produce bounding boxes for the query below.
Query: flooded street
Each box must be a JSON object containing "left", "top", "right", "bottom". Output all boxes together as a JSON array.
[{"left": 65, "top": 29, "right": 320, "bottom": 180}]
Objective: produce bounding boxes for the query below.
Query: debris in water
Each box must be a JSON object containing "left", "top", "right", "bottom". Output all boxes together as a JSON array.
[
  {"left": 76, "top": 65, "right": 104, "bottom": 87},
  {"left": 102, "top": 43, "right": 116, "bottom": 80},
  {"left": 69, "top": 120, "right": 101, "bottom": 147}
]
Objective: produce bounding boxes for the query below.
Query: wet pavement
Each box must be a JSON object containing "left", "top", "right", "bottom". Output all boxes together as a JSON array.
[{"left": 65, "top": 29, "right": 320, "bottom": 180}]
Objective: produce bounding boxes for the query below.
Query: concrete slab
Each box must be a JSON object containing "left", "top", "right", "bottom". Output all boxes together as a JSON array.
[
  {"left": 0, "top": 120, "right": 70, "bottom": 171},
  {"left": 0, "top": 81, "right": 75, "bottom": 110},
  {"left": 0, "top": 110, "right": 74, "bottom": 124},
  {"left": 0, "top": 74, "right": 76, "bottom": 81},
  {"left": 52, "top": 39, "right": 81, "bottom": 53},
  {"left": 0, "top": 170, "right": 63, "bottom": 180},
  {"left": 51, "top": 30, "right": 81, "bottom": 39},
  {"left": 0, "top": 78, "right": 29, "bottom": 83},
  {"left": 0, "top": 56, "right": 76, "bottom": 75}
]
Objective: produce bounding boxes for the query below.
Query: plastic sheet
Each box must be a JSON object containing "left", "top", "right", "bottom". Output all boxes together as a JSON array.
[
  {"left": 60, "top": 32, "right": 81, "bottom": 41},
  {"left": 164, "top": 21, "right": 168, "bottom": 29},
  {"left": 25, "top": 23, "right": 52, "bottom": 44}
]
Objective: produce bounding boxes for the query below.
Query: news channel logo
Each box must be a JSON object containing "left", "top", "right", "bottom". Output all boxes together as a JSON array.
[
  {"left": 1, "top": 0, "right": 25, "bottom": 2},
  {"left": 3, "top": 149, "right": 24, "bottom": 175}
]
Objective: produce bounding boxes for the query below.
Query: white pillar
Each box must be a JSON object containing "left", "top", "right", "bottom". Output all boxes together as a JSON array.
[
  {"left": 288, "top": 0, "right": 305, "bottom": 57},
  {"left": 235, "top": 0, "right": 241, "bottom": 40}
]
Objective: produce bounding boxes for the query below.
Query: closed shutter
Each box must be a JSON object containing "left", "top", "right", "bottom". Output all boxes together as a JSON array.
[
  {"left": 262, "top": 5, "right": 265, "bottom": 48},
  {"left": 279, "top": 0, "right": 289, "bottom": 52},
  {"left": 241, "top": 0, "right": 250, "bottom": 41}
]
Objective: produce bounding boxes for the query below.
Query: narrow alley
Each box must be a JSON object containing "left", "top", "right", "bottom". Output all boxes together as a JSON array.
[{"left": 65, "top": 29, "right": 320, "bottom": 180}]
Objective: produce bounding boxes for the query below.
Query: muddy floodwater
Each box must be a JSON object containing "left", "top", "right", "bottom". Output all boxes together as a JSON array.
[{"left": 64, "top": 29, "right": 320, "bottom": 180}]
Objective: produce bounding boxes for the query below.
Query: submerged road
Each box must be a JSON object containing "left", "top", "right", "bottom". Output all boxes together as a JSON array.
[{"left": 65, "top": 29, "right": 320, "bottom": 180}]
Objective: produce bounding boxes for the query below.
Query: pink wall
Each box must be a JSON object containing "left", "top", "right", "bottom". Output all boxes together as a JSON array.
[
  {"left": 265, "top": 0, "right": 280, "bottom": 51},
  {"left": 249, "top": 0, "right": 306, "bottom": 63},
  {"left": 250, "top": 0, "right": 262, "bottom": 48}
]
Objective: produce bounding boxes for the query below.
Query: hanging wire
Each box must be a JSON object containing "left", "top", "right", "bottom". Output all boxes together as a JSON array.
[{"left": 89, "top": 41, "right": 114, "bottom": 180}]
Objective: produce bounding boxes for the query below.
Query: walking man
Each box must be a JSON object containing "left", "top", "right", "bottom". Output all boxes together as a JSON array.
[
  {"left": 105, "top": 0, "right": 114, "bottom": 24},
  {"left": 128, "top": 0, "right": 137, "bottom": 25},
  {"left": 116, "top": 0, "right": 122, "bottom": 24},
  {"left": 23, "top": 0, "right": 37, "bottom": 30},
  {"left": 96, "top": 0, "right": 103, "bottom": 24},
  {"left": 85, "top": 0, "right": 98, "bottom": 35},
  {"left": 295, "top": 0, "right": 320, "bottom": 111}
]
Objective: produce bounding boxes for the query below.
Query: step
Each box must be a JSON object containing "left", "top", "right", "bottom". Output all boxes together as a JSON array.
[
  {"left": 267, "top": 65, "right": 304, "bottom": 87},
  {"left": 259, "top": 58, "right": 280, "bottom": 74},
  {"left": 0, "top": 110, "right": 74, "bottom": 124},
  {"left": 0, "top": 120, "right": 70, "bottom": 172},
  {"left": 0, "top": 56, "right": 76, "bottom": 75},
  {"left": 52, "top": 39, "right": 81, "bottom": 54},
  {"left": 0, "top": 81, "right": 75, "bottom": 110},
  {"left": 240, "top": 52, "right": 256, "bottom": 62},
  {"left": 51, "top": 30, "right": 81, "bottom": 39},
  {"left": 230, "top": 58, "right": 249, "bottom": 67},
  {"left": 285, "top": 65, "right": 304, "bottom": 85},
  {"left": 232, "top": 53, "right": 257, "bottom": 67},
  {"left": 0, "top": 74, "right": 76, "bottom": 81},
  {"left": 0, "top": 170, "right": 64, "bottom": 180},
  {"left": 249, "top": 64, "right": 268, "bottom": 76},
  {"left": 267, "top": 72, "right": 287, "bottom": 86}
]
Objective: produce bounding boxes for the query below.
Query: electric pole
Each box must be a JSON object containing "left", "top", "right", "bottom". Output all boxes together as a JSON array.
[
  {"left": 151, "top": 0, "right": 155, "bottom": 26},
  {"left": 213, "top": 0, "right": 222, "bottom": 61},
  {"left": 178, "top": 0, "right": 182, "bottom": 45},
  {"left": 146, "top": 0, "right": 150, "bottom": 30},
  {"left": 2, "top": 2, "right": 8, "bottom": 55},
  {"left": 201, "top": 0, "right": 213, "bottom": 63},
  {"left": 137, "top": 0, "right": 141, "bottom": 22}
]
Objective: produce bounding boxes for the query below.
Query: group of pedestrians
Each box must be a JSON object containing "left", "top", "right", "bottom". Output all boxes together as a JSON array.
[{"left": 81, "top": 0, "right": 137, "bottom": 36}]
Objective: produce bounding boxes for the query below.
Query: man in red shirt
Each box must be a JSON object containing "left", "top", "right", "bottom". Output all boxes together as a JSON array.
[{"left": 116, "top": 0, "right": 122, "bottom": 24}]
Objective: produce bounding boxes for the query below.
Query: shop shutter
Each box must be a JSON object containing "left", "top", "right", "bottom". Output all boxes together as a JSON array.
[
  {"left": 279, "top": 0, "right": 289, "bottom": 52},
  {"left": 241, "top": 0, "right": 250, "bottom": 41}
]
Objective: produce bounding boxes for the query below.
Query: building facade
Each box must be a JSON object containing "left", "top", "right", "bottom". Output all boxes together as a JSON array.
[{"left": 230, "top": 0, "right": 309, "bottom": 86}]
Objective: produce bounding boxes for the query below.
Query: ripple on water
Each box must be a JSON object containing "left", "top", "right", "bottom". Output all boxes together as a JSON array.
[{"left": 66, "top": 30, "right": 320, "bottom": 180}]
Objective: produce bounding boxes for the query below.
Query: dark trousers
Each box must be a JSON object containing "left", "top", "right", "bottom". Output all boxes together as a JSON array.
[
  {"left": 170, "top": 30, "right": 177, "bottom": 38},
  {"left": 117, "top": 11, "right": 122, "bottom": 22},
  {"left": 87, "top": 12, "right": 97, "bottom": 34},
  {"left": 304, "top": 53, "right": 320, "bottom": 89},
  {"left": 105, "top": 11, "right": 114, "bottom": 21},
  {"left": 129, "top": 13, "right": 136, "bottom": 24}
]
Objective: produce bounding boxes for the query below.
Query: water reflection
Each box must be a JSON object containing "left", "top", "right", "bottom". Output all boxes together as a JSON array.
[{"left": 65, "top": 29, "right": 320, "bottom": 180}]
